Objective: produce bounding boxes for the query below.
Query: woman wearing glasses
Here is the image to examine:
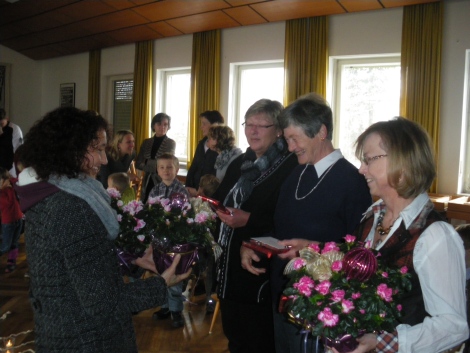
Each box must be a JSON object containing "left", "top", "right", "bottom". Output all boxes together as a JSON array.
[
  {"left": 215, "top": 99, "right": 298, "bottom": 353},
  {"left": 334, "top": 117, "right": 468, "bottom": 353},
  {"left": 241, "top": 93, "right": 372, "bottom": 353}
]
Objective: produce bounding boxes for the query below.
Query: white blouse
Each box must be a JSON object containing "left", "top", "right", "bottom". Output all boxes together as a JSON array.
[{"left": 363, "top": 193, "right": 468, "bottom": 352}]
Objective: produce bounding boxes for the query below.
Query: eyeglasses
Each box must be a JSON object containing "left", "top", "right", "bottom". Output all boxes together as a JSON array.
[
  {"left": 242, "top": 122, "right": 274, "bottom": 130},
  {"left": 361, "top": 154, "right": 387, "bottom": 166}
]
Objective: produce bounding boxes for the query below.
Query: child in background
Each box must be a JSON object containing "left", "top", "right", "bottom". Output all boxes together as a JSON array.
[
  {"left": 197, "top": 174, "right": 220, "bottom": 198},
  {"left": 0, "top": 167, "right": 24, "bottom": 273},
  {"left": 148, "top": 153, "right": 189, "bottom": 200},
  {"left": 108, "top": 172, "right": 135, "bottom": 204},
  {"left": 150, "top": 153, "right": 189, "bottom": 328}
]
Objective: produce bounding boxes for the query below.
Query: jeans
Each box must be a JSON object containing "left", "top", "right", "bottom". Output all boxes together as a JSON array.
[
  {"left": 161, "top": 282, "right": 184, "bottom": 312},
  {"left": 1, "top": 219, "right": 23, "bottom": 255}
]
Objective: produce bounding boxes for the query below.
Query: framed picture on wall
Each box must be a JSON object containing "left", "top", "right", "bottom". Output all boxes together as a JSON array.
[
  {"left": 60, "top": 82, "right": 75, "bottom": 107},
  {"left": 0, "top": 62, "right": 11, "bottom": 112}
]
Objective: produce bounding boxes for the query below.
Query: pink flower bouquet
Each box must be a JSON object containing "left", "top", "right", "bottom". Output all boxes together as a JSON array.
[
  {"left": 108, "top": 189, "right": 217, "bottom": 275},
  {"left": 282, "top": 236, "right": 412, "bottom": 352}
]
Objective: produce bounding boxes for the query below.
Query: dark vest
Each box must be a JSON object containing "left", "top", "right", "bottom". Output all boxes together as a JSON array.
[{"left": 354, "top": 200, "right": 444, "bottom": 326}]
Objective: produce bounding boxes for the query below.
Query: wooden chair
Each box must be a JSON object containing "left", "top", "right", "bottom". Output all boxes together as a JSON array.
[
  {"left": 208, "top": 293, "right": 220, "bottom": 334},
  {"left": 129, "top": 161, "right": 143, "bottom": 200}
]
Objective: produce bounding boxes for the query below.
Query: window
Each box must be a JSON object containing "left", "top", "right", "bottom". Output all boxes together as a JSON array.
[
  {"left": 330, "top": 56, "right": 401, "bottom": 166},
  {"left": 156, "top": 68, "right": 191, "bottom": 164},
  {"left": 107, "top": 75, "right": 133, "bottom": 134},
  {"left": 459, "top": 50, "right": 470, "bottom": 194},
  {"left": 229, "top": 62, "right": 284, "bottom": 152}
]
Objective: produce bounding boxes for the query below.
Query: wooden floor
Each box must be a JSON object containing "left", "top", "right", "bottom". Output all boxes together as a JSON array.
[{"left": 0, "top": 236, "right": 229, "bottom": 353}]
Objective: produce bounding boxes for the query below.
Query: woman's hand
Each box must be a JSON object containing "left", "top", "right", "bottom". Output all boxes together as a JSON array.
[
  {"left": 134, "top": 245, "right": 157, "bottom": 273},
  {"left": 161, "top": 254, "right": 192, "bottom": 287},
  {"left": 240, "top": 246, "right": 266, "bottom": 275},
  {"left": 277, "top": 239, "right": 319, "bottom": 260},
  {"left": 217, "top": 208, "right": 250, "bottom": 228},
  {"left": 331, "top": 333, "right": 377, "bottom": 353}
]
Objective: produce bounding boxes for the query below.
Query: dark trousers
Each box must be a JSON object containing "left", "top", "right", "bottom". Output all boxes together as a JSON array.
[{"left": 220, "top": 297, "right": 275, "bottom": 353}]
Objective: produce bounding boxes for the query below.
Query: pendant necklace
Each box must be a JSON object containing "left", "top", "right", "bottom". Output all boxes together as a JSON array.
[{"left": 295, "top": 159, "right": 339, "bottom": 200}]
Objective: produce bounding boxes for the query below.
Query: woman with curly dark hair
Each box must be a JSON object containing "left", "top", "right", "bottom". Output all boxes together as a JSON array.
[
  {"left": 15, "top": 107, "right": 190, "bottom": 353},
  {"left": 207, "top": 125, "right": 242, "bottom": 182}
]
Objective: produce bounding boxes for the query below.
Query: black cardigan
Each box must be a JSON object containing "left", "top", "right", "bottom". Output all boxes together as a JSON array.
[{"left": 185, "top": 137, "right": 218, "bottom": 189}]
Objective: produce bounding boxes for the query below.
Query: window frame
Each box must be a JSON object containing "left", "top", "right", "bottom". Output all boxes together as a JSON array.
[
  {"left": 329, "top": 55, "right": 401, "bottom": 165},
  {"left": 155, "top": 67, "right": 191, "bottom": 167},
  {"left": 228, "top": 60, "right": 284, "bottom": 150},
  {"left": 458, "top": 49, "right": 470, "bottom": 194}
]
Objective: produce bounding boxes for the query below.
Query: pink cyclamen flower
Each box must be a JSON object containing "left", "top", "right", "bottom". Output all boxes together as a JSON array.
[
  {"left": 187, "top": 218, "right": 194, "bottom": 224},
  {"left": 195, "top": 211, "right": 209, "bottom": 223},
  {"left": 117, "top": 214, "right": 122, "bottom": 222},
  {"left": 165, "top": 219, "right": 170, "bottom": 226},
  {"left": 377, "top": 283, "right": 393, "bottom": 302},
  {"left": 397, "top": 304, "right": 402, "bottom": 311},
  {"left": 344, "top": 234, "right": 356, "bottom": 243},
  {"left": 293, "top": 276, "right": 315, "bottom": 297},
  {"left": 134, "top": 218, "right": 146, "bottom": 232},
  {"left": 137, "top": 235, "right": 145, "bottom": 242},
  {"left": 164, "top": 204, "right": 172, "bottom": 212},
  {"left": 293, "top": 258, "right": 307, "bottom": 270},
  {"left": 352, "top": 292, "right": 361, "bottom": 299},
  {"left": 359, "top": 309, "right": 366, "bottom": 314},
  {"left": 365, "top": 240, "right": 372, "bottom": 248},
  {"left": 117, "top": 200, "right": 124, "bottom": 207},
  {"left": 107, "top": 188, "right": 121, "bottom": 199},
  {"left": 322, "top": 242, "right": 340, "bottom": 253},
  {"left": 308, "top": 243, "right": 321, "bottom": 253},
  {"left": 160, "top": 198, "right": 170, "bottom": 206},
  {"left": 380, "top": 312, "right": 386, "bottom": 318},
  {"left": 330, "top": 290, "right": 345, "bottom": 303},
  {"left": 341, "top": 299, "right": 355, "bottom": 314},
  {"left": 382, "top": 272, "right": 389, "bottom": 278},
  {"left": 331, "top": 260, "right": 342, "bottom": 272},
  {"left": 318, "top": 307, "right": 339, "bottom": 327},
  {"left": 315, "top": 280, "right": 331, "bottom": 295},
  {"left": 400, "top": 266, "right": 408, "bottom": 274},
  {"left": 147, "top": 196, "right": 160, "bottom": 205}
]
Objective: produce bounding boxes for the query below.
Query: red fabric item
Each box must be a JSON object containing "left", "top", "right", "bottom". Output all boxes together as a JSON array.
[
  {"left": 376, "top": 331, "right": 399, "bottom": 353},
  {"left": 0, "top": 178, "right": 23, "bottom": 224}
]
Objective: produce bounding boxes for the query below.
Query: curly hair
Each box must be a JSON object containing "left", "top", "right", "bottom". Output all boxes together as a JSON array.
[
  {"left": 21, "top": 107, "right": 109, "bottom": 180},
  {"left": 208, "top": 125, "right": 235, "bottom": 152},
  {"left": 107, "top": 130, "right": 134, "bottom": 161}
]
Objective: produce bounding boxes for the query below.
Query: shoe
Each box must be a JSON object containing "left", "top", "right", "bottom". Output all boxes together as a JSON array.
[
  {"left": 171, "top": 311, "right": 184, "bottom": 328},
  {"left": 152, "top": 308, "right": 170, "bottom": 321},
  {"left": 206, "top": 299, "right": 216, "bottom": 314}
]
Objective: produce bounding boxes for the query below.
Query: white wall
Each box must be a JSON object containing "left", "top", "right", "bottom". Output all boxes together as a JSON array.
[
  {"left": 0, "top": 45, "right": 41, "bottom": 132},
  {"left": 0, "top": 0, "right": 469, "bottom": 194}
]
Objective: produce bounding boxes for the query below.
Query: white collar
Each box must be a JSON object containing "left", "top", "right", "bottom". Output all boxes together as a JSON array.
[{"left": 314, "top": 149, "right": 343, "bottom": 176}]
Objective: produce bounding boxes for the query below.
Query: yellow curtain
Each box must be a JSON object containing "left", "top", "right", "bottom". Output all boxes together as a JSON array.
[
  {"left": 189, "top": 30, "right": 221, "bottom": 166},
  {"left": 88, "top": 49, "right": 100, "bottom": 111},
  {"left": 132, "top": 40, "right": 153, "bottom": 154},
  {"left": 400, "top": 2, "right": 443, "bottom": 193},
  {"left": 284, "top": 16, "right": 328, "bottom": 105}
]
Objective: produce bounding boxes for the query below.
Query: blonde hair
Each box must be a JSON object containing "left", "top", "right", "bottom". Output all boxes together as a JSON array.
[
  {"left": 157, "top": 153, "right": 179, "bottom": 170},
  {"left": 108, "top": 130, "right": 134, "bottom": 161},
  {"left": 108, "top": 172, "right": 131, "bottom": 193},
  {"left": 355, "top": 117, "right": 435, "bottom": 199}
]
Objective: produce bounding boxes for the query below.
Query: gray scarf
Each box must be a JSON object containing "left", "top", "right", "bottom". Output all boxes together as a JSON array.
[{"left": 48, "top": 175, "right": 119, "bottom": 240}]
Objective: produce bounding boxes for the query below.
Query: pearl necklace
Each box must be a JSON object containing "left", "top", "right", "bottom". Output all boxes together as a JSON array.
[{"left": 295, "top": 160, "right": 339, "bottom": 200}]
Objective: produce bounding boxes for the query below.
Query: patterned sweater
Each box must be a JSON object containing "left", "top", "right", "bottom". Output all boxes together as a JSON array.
[{"left": 24, "top": 191, "right": 168, "bottom": 353}]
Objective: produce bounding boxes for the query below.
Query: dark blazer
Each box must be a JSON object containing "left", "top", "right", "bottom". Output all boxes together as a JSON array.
[{"left": 185, "top": 137, "right": 218, "bottom": 190}]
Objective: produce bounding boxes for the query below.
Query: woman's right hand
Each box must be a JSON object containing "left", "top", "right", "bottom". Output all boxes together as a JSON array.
[
  {"left": 240, "top": 246, "right": 266, "bottom": 275},
  {"left": 160, "top": 254, "right": 192, "bottom": 287},
  {"left": 217, "top": 208, "right": 250, "bottom": 228},
  {"left": 331, "top": 333, "right": 377, "bottom": 353}
]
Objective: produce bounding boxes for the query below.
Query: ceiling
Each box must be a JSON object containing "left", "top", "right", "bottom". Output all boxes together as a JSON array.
[{"left": 0, "top": 0, "right": 439, "bottom": 61}]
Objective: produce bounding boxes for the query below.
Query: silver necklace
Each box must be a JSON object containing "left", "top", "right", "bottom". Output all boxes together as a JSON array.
[{"left": 295, "top": 159, "right": 339, "bottom": 200}]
